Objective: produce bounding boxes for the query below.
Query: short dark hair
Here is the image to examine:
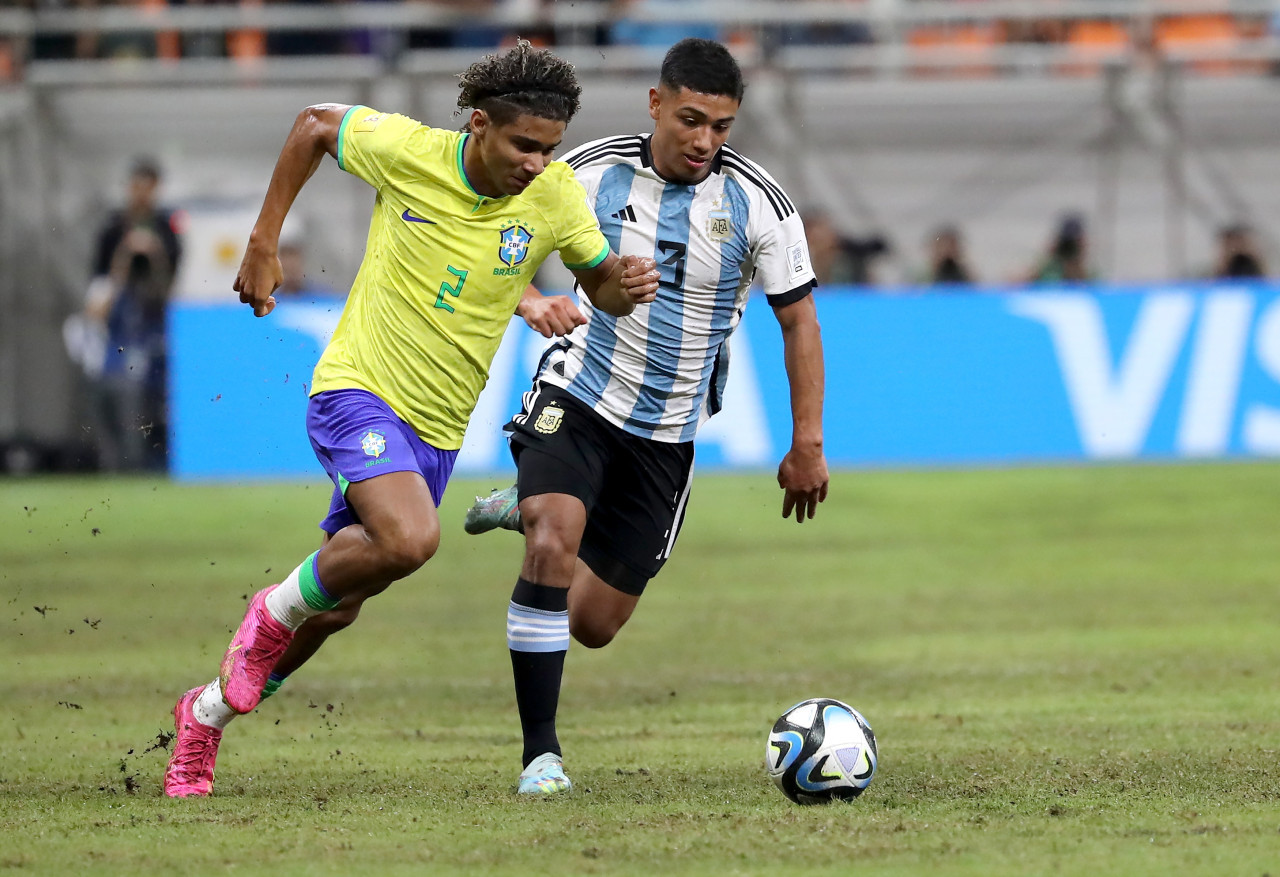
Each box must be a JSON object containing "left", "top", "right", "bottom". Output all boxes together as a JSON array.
[
  {"left": 456, "top": 39, "right": 581, "bottom": 127},
  {"left": 659, "top": 38, "right": 745, "bottom": 103},
  {"left": 130, "top": 155, "right": 161, "bottom": 182}
]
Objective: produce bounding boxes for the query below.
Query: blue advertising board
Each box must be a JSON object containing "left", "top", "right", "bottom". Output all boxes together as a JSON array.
[{"left": 168, "top": 283, "right": 1280, "bottom": 480}]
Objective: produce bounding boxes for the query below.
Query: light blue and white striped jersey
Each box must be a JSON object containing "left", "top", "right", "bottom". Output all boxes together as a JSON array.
[{"left": 530, "top": 134, "right": 816, "bottom": 443}]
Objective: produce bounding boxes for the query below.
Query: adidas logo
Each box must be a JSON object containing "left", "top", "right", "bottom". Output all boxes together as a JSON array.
[{"left": 609, "top": 204, "right": 637, "bottom": 222}]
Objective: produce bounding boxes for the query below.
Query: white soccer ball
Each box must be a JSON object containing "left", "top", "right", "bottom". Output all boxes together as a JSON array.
[{"left": 766, "top": 697, "right": 878, "bottom": 805}]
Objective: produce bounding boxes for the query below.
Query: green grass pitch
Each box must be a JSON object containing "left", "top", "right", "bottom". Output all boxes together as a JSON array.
[{"left": 2, "top": 464, "right": 1279, "bottom": 875}]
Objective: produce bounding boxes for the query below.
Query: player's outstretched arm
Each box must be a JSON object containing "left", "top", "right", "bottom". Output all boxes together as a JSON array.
[
  {"left": 774, "top": 293, "right": 829, "bottom": 523},
  {"left": 516, "top": 284, "right": 587, "bottom": 338},
  {"left": 235, "top": 103, "right": 351, "bottom": 317},
  {"left": 571, "top": 253, "right": 659, "bottom": 318}
]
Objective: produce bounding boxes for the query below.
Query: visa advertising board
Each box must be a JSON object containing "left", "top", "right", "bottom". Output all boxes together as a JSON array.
[{"left": 168, "top": 284, "right": 1280, "bottom": 480}]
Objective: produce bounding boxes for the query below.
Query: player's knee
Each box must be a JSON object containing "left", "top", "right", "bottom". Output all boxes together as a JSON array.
[
  {"left": 373, "top": 520, "right": 439, "bottom": 579},
  {"left": 522, "top": 523, "right": 578, "bottom": 571},
  {"left": 570, "top": 615, "right": 621, "bottom": 649}
]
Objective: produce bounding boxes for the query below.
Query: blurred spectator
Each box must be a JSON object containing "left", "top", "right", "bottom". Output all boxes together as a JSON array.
[
  {"left": 1004, "top": 17, "right": 1066, "bottom": 45},
  {"left": 30, "top": 0, "right": 102, "bottom": 61},
  {"left": 28, "top": 0, "right": 178, "bottom": 61},
  {"left": 347, "top": 0, "right": 525, "bottom": 60},
  {"left": 170, "top": 0, "right": 230, "bottom": 59},
  {"left": 265, "top": 0, "right": 352, "bottom": 57},
  {"left": 65, "top": 157, "right": 183, "bottom": 471},
  {"left": 456, "top": 0, "right": 543, "bottom": 50},
  {"left": 608, "top": 0, "right": 719, "bottom": 47},
  {"left": 98, "top": 0, "right": 165, "bottom": 60},
  {"left": 923, "top": 224, "right": 975, "bottom": 286},
  {"left": 403, "top": 0, "right": 515, "bottom": 53},
  {"left": 344, "top": 0, "right": 404, "bottom": 60},
  {"left": 1027, "top": 213, "right": 1093, "bottom": 283},
  {"left": 275, "top": 237, "right": 344, "bottom": 303},
  {"left": 555, "top": 0, "right": 612, "bottom": 46},
  {"left": 802, "top": 210, "right": 891, "bottom": 287},
  {"left": 770, "top": 21, "right": 873, "bottom": 50},
  {"left": 765, "top": 0, "right": 873, "bottom": 54},
  {"left": 1211, "top": 222, "right": 1267, "bottom": 279}
]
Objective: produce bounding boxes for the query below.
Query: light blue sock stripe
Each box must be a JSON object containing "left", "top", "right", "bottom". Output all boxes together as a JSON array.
[{"left": 507, "top": 602, "right": 570, "bottom": 653}]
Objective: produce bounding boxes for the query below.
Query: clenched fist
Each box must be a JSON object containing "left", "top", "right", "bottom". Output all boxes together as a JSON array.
[{"left": 618, "top": 255, "right": 659, "bottom": 305}]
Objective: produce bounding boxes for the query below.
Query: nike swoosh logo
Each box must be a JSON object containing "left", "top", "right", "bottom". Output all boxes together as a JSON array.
[{"left": 402, "top": 209, "right": 437, "bottom": 225}]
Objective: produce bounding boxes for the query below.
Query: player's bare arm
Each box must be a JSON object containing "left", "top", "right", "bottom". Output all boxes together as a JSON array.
[
  {"left": 572, "top": 253, "right": 659, "bottom": 317},
  {"left": 774, "top": 294, "right": 828, "bottom": 523},
  {"left": 235, "top": 103, "right": 351, "bottom": 317},
  {"left": 516, "top": 284, "right": 587, "bottom": 338}
]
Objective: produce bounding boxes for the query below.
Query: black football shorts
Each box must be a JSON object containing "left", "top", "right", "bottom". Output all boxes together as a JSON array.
[{"left": 507, "top": 382, "right": 694, "bottom": 596}]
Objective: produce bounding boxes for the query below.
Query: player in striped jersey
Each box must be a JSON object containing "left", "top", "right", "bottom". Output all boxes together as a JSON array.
[
  {"left": 162, "top": 42, "right": 660, "bottom": 798},
  {"left": 466, "top": 38, "right": 829, "bottom": 795}
]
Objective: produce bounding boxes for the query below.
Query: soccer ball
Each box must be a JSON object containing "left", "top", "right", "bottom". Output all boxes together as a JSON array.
[{"left": 766, "top": 698, "right": 878, "bottom": 805}]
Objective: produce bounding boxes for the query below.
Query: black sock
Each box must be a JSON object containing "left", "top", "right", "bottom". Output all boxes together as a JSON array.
[{"left": 507, "top": 577, "right": 570, "bottom": 768}]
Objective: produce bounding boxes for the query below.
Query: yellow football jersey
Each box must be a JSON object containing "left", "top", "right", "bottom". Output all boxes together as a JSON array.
[{"left": 311, "top": 106, "right": 609, "bottom": 449}]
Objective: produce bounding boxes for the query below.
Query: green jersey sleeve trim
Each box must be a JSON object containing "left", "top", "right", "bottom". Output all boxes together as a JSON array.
[
  {"left": 336, "top": 105, "right": 364, "bottom": 172},
  {"left": 562, "top": 241, "right": 610, "bottom": 272}
]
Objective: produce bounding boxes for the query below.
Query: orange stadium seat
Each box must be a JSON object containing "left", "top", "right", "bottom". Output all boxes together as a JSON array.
[
  {"left": 138, "top": 0, "right": 181, "bottom": 61},
  {"left": 228, "top": 0, "right": 267, "bottom": 63},
  {"left": 907, "top": 23, "right": 1003, "bottom": 78},
  {"left": 0, "top": 41, "right": 14, "bottom": 82},
  {"left": 1059, "top": 19, "right": 1130, "bottom": 75},
  {"left": 1154, "top": 14, "right": 1251, "bottom": 74}
]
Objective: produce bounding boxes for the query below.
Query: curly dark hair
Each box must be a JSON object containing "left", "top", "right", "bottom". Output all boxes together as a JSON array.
[{"left": 456, "top": 39, "right": 581, "bottom": 127}]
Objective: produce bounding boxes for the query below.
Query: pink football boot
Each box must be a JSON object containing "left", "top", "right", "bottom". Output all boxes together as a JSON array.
[
  {"left": 219, "top": 588, "right": 294, "bottom": 714},
  {"left": 163, "top": 687, "right": 222, "bottom": 798}
]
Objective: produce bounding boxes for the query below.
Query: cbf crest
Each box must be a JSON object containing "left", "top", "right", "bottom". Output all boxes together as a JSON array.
[
  {"left": 707, "top": 196, "right": 733, "bottom": 243},
  {"left": 499, "top": 224, "right": 533, "bottom": 268},
  {"left": 360, "top": 430, "right": 387, "bottom": 457},
  {"left": 534, "top": 403, "right": 565, "bottom": 435}
]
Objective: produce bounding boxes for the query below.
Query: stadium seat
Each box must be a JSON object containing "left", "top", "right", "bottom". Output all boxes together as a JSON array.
[
  {"left": 907, "top": 23, "right": 1003, "bottom": 78},
  {"left": 138, "top": 0, "right": 181, "bottom": 62},
  {"left": 1059, "top": 19, "right": 1130, "bottom": 76},
  {"left": 228, "top": 0, "right": 267, "bottom": 63},
  {"left": 1154, "top": 14, "right": 1249, "bottom": 74}
]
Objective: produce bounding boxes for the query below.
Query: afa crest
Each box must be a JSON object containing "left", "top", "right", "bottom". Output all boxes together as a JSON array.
[
  {"left": 499, "top": 225, "right": 533, "bottom": 268},
  {"left": 534, "top": 403, "right": 565, "bottom": 435},
  {"left": 708, "top": 206, "right": 733, "bottom": 243},
  {"left": 707, "top": 195, "right": 733, "bottom": 242},
  {"left": 360, "top": 430, "right": 387, "bottom": 458}
]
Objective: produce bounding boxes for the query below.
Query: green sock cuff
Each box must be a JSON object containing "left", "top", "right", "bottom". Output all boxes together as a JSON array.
[
  {"left": 299, "top": 550, "right": 339, "bottom": 611},
  {"left": 260, "top": 676, "right": 285, "bottom": 701}
]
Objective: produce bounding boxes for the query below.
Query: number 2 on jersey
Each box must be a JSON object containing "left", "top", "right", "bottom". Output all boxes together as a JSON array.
[{"left": 435, "top": 266, "right": 468, "bottom": 313}]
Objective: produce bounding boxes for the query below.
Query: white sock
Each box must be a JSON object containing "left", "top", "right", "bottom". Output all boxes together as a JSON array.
[
  {"left": 192, "top": 680, "right": 238, "bottom": 729},
  {"left": 264, "top": 561, "right": 319, "bottom": 631}
]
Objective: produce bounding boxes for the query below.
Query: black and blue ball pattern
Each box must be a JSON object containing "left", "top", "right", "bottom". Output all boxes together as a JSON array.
[{"left": 766, "top": 698, "right": 878, "bottom": 805}]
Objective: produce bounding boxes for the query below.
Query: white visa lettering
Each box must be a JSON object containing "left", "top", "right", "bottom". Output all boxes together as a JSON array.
[
  {"left": 1242, "top": 297, "right": 1280, "bottom": 453},
  {"left": 1009, "top": 293, "right": 1194, "bottom": 458},
  {"left": 1176, "top": 291, "right": 1253, "bottom": 456}
]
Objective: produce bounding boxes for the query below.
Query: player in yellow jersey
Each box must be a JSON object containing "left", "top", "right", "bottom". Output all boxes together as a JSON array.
[{"left": 163, "top": 41, "right": 660, "bottom": 798}]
